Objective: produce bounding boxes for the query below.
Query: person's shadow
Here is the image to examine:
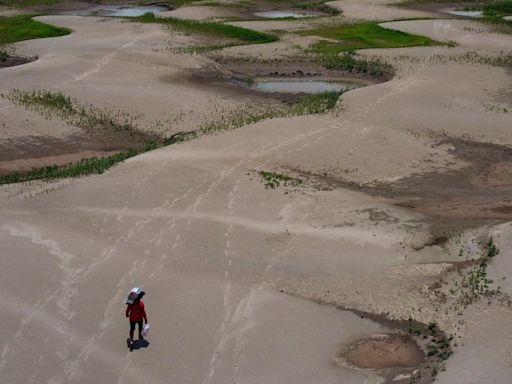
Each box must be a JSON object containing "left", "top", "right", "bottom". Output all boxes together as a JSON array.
[{"left": 126, "top": 338, "right": 150, "bottom": 352}]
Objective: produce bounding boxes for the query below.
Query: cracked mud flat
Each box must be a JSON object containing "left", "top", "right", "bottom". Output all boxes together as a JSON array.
[{"left": 1, "top": 2, "right": 512, "bottom": 384}]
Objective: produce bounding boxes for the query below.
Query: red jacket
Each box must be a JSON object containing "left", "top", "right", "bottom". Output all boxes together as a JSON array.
[{"left": 126, "top": 300, "right": 147, "bottom": 322}]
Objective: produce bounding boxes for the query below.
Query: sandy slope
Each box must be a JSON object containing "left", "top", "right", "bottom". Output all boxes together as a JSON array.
[
  {"left": 0, "top": 16, "right": 252, "bottom": 140},
  {"left": 162, "top": 5, "right": 238, "bottom": 20},
  {"left": 1, "top": 5, "right": 512, "bottom": 384},
  {"left": 326, "top": 0, "right": 439, "bottom": 21}
]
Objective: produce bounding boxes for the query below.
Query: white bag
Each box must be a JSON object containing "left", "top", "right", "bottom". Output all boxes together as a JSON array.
[
  {"left": 126, "top": 287, "right": 141, "bottom": 304},
  {"left": 141, "top": 324, "right": 150, "bottom": 337}
]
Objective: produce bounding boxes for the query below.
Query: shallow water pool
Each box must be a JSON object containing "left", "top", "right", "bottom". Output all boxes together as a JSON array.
[
  {"left": 254, "top": 11, "right": 311, "bottom": 19},
  {"left": 253, "top": 79, "right": 364, "bottom": 94},
  {"left": 448, "top": 10, "right": 483, "bottom": 17},
  {"left": 64, "top": 5, "right": 168, "bottom": 17}
]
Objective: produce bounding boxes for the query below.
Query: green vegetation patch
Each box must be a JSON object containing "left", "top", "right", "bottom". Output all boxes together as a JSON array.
[
  {"left": 259, "top": 170, "right": 303, "bottom": 189},
  {"left": 291, "top": 90, "right": 343, "bottom": 114},
  {"left": 0, "top": 15, "right": 70, "bottom": 45},
  {"left": 318, "top": 51, "right": 392, "bottom": 78},
  {"left": 302, "top": 21, "right": 435, "bottom": 53},
  {"left": 487, "top": 236, "right": 500, "bottom": 257},
  {"left": 132, "top": 13, "right": 278, "bottom": 44},
  {"left": 0, "top": 150, "right": 138, "bottom": 185},
  {"left": 446, "top": 236, "right": 503, "bottom": 310},
  {"left": 484, "top": 0, "right": 512, "bottom": 16}
]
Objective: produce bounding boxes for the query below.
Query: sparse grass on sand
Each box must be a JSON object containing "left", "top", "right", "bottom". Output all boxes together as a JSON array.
[
  {"left": 200, "top": 89, "right": 346, "bottom": 134},
  {"left": 3, "top": 89, "right": 155, "bottom": 145},
  {"left": 0, "top": 89, "right": 345, "bottom": 185},
  {"left": 132, "top": 13, "right": 278, "bottom": 44},
  {"left": 301, "top": 21, "right": 435, "bottom": 54},
  {"left": 0, "top": 150, "right": 138, "bottom": 185},
  {"left": 318, "top": 51, "right": 392, "bottom": 78},
  {"left": 0, "top": 15, "right": 70, "bottom": 44},
  {"left": 259, "top": 170, "right": 303, "bottom": 189}
]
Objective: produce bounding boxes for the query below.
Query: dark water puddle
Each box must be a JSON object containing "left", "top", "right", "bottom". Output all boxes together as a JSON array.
[{"left": 62, "top": 5, "right": 168, "bottom": 17}]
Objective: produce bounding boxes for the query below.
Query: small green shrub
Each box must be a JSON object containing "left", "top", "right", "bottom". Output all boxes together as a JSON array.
[
  {"left": 487, "top": 236, "right": 500, "bottom": 257},
  {"left": 259, "top": 171, "right": 303, "bottom": 189}
]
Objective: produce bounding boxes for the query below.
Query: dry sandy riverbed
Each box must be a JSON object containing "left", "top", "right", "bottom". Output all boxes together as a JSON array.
[{"left": 1, "top": 2, "right": 512, "bottom": 384}]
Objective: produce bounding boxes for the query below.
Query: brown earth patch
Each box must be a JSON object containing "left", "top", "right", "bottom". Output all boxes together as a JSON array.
[
  {"left": 0, "top": 150, "right": 120, "bottom": 176},
  {"left": 295, "top": 139, "right": 512, "bottom": 236},
  {"left": 336, "top": 334, "right": 425, "bottom": 369},
  {"left": 0, "top": 120, "right": 159, "bottom": 177}
]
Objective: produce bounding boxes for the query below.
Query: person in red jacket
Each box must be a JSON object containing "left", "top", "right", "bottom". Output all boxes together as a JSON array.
[{"left": 126, "top": 291, "right": 148, "bottom": 343}]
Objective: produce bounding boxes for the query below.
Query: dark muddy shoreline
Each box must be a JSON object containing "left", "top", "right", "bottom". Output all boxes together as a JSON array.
[
  {"left": 291, "top": 138, "right": 512, "bottom": 238},
  {"left": 0, "top": 54, "right": 34, "bottom": 69}
]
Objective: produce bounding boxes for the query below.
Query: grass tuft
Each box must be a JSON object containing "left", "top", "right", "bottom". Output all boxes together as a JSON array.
[
  {"left": 0, "top": 149, "right": 138, "bottom": 185},
  {"left": 3, "top": 89, "right": 152, "bottom": 144},
  {"left": 259, "top": 170, "right": 303, "bottom": 189}
]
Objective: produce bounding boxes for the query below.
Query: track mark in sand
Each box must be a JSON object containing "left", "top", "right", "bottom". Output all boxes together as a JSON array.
[
  {"left": 202, "top": 207, "right": 300, "bottom": 383},
  {"left": 70, "top": 206, "right": 399, "bottom": 246},
  {"left": 202, "top": 179, "right": 241, "bottom": 383},
  {"left": 229, "top": 23, "right": 458, "bottom": 171},
  {"left": 57, "top": 31, "right": 160, "bottom": 87},
  {"left": 0, "top": 292, "right": 165, "bottom": 384},
  {"left": 2, "top": 223, "right": 81, "bottom": 321},
  {"left": 189, "top": 56, "right": 438, "bottom": 378},
  {"left": 0, "top": 224, "right": 132, "bottom": 381},
  {"left": 192, "top": 42, "right": 452, "bottom": 373}
]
